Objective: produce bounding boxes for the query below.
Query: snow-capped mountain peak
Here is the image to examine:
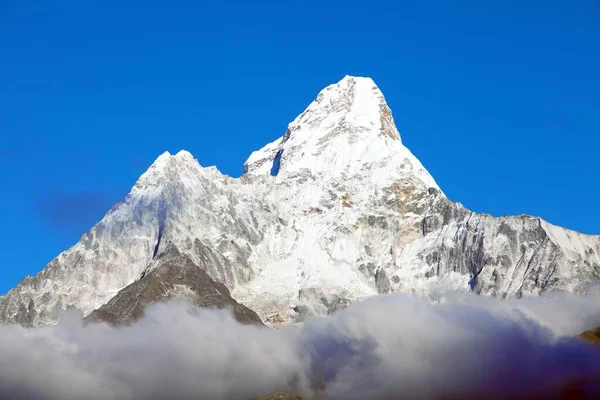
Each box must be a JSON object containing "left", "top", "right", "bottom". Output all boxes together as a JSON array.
[
  {"left": 2, "top": 75, "right": 599, "bottom": 328},
  {"left": 244, "top": 75, "right": 440, "bottom": 192},
  {"left": 287, "top": 75, "right": 397, "bottom": 141},
  {"left": 131, "top": 149, "right": 205, "bottom": 195}
]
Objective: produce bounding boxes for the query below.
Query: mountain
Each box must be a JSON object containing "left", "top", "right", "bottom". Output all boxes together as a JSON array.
[
  {"left": 1, "top": 75, "right": 600, "bottom": 327},
  {"left": 85, "top": 243, "right": 264, "bottom": 326}
]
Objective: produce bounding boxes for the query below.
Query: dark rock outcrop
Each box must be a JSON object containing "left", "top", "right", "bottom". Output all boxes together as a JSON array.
[
  {"left": 581, "top": 326, "right": 600, "bottom": 345},
  {"left": 86, "top": 244, "right": 264, "bottom": 327}
]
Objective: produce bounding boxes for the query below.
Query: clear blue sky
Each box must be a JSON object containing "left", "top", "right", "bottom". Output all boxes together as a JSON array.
[{"left": 1, "top": 1, "right": 599, "bottom": 295}]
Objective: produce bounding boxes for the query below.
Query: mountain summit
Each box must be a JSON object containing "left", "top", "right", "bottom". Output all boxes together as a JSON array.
[
  {"left": 244, "top": 76, "right": 440, "bottom": 190},
  {"left": 1, "top": 76, "right": 600, "bottom": 327}
]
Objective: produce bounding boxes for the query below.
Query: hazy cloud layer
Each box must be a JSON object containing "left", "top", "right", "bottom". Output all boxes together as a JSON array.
[{"left": 1, "top": 293, "right": 600, "bottom": 400}]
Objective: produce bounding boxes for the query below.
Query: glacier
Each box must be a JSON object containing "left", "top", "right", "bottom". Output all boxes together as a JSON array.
[{"left": 1, "top": 75, "right": 599, "bottom": 327}]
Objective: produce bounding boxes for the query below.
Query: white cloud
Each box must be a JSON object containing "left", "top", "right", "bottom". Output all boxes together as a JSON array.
[
  {"left": 1, "top": 293, "right": 599, "bottom": 400},
  {"left": 301, "top": 293, "right": 600, "bottom": 399},
  {"left": 0, "top": 300, "right": 305, "bottom": 400}
]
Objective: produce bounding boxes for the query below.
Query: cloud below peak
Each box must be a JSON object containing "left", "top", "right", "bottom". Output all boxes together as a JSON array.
[{"left": 1, "top": 292, "right": 600, "bottom": 400}]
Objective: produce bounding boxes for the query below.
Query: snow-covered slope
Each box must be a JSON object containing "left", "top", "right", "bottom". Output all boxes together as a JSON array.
[{"left": 1, "top": 75, "right": 599, "bottom": 326}]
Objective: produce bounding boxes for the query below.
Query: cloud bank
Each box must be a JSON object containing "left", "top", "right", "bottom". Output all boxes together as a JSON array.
[{"left": 1, "top": 293, "right": 600, "bottom": 400}]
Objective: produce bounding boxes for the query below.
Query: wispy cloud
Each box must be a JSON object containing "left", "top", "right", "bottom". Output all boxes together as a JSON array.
[
  {"left": 36, "top": 191, "right": 121, "bottom": 236},
  {"left": 0, "top": 147, "right": 15, "bottom": 159},
  {"left": 0, "top": 293, "right": 599, "bottom": 400}
]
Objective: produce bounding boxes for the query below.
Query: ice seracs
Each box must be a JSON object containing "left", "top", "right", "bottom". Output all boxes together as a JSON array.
[{"left": 1, "top": 75, "right": 599, "bottom": 327}]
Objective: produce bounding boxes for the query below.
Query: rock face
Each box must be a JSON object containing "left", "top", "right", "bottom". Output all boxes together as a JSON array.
[
  {"left": 86, "top": 243, "right": 264, "bottom": 326},
  {"left": 581, "top": 327, "right": 600, "bottom": 345},
  {"left": 1, "top": 75, "right": 600, "bottom": 327}
]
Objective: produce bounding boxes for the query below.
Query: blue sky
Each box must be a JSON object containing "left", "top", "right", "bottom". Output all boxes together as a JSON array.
[{"left": 1, "top": 1, "right": 599, "bottom": 294}]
